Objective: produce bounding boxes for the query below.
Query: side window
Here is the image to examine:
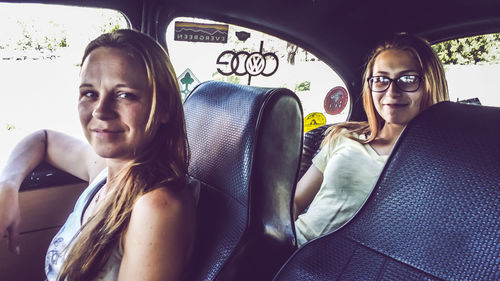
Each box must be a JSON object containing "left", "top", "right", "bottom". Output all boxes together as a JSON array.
[
  {"left": 432, "top": 33, "right": 500, "bottom": 107},
  {"left": 0, "top": 3, "right": 128, "bottom": 169},
  {"left": 165, "top": 17, "right": 350, "bottom": 133}
]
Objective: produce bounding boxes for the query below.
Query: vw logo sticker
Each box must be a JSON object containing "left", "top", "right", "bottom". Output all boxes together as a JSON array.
[
  {"left": 216, "top": 40, "right": 279, "bottom": 85},
  {"left": 245, "top": 52, "right": 266, "bottom": 75}
]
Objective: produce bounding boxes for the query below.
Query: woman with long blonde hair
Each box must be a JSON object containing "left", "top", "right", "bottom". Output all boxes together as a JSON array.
[
  {"left": 294, "top": 33, "right": 449, "bottom": 246},
  {"left": 0, "top": 29, "right": 196, "bottom": 280}
]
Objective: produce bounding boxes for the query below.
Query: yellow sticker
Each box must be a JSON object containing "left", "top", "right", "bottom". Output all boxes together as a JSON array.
[{"left": 304, "top": 112, "right": 326, "bottom": 133}]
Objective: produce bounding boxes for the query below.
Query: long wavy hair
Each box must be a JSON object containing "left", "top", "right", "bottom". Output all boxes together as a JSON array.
[
  {"left": 58, "top": 29, "right": 188, "bottom": 281},
  {"left": 322, "top": 33, "right": 449, "bottom": 146}
]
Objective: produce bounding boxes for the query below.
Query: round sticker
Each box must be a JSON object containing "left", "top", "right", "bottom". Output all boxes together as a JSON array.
[
  {"left": 304, "top": 112, "right": 326, "bottom": 133},
  {"left": 324, "top": 86, "right": 348, "bottom": 115}
]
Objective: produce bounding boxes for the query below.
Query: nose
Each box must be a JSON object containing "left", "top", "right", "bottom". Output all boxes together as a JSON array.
[
  {"left": 92, "top": 97, "right": 117, "bottom": 120},
  {"left": 386, "top": 81, "right": 402, "bottom": 97}
]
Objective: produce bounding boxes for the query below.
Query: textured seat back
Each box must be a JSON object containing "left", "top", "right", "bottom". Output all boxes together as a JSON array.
[
  {"left": 273, "top": 101, "right": 500, "bottom": 281},
  {"left": 183, "top": 81, "right": 302, "bottom": 281},
  {"left": 298, "top": 124, "right": 332, "bottom": 180}
]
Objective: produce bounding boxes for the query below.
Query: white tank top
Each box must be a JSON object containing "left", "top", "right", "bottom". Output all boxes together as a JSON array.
[{"left": 45, "top": 169, "right": 122, "bottom": 281}]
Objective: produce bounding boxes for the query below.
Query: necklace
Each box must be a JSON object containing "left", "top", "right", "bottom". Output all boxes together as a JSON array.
[
  {"left": 94, "top": 184, "right": 106, "bottom": 204},
  {"left": 83, "top": 184, "right": 106, "bottom": 224}
]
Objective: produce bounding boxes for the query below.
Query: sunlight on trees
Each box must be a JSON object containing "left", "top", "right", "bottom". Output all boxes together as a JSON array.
[
  {"left": 432, "top": 33, "right": 500, "bottom": 65},
  {"left": 0, "top": 3, "right": 127, "bottom": 59}
]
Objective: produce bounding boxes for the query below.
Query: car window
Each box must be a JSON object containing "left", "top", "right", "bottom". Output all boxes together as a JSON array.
[
  {"left": 432, "top": 33, "right": 500, "bottom": 107},
  {"left": 165, "top": 17, "right": 350, "bottom": 133},
  {"left": 0, "top": 3, "right": 128, "bottom": 170}
]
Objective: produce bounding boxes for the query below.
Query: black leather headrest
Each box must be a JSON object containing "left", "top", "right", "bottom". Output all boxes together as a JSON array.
[{"left": 184, "top": 81, "right": 302, "bottom": 280}]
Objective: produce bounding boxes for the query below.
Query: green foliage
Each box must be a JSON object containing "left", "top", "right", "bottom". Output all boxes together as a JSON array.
[
  {"left": 295, "top": 81, "right": 311, "bottom": 92},
  {"left": 99, "top": 12, "right": 124, "bottom": 34},
  {"left": 16, "top": 21, "right": 33, "bottom": 51},
  {"left": 212, "top": 71, "right": 242, "bottom": 84},
  {"left": 11, "top": 19, "right": 68, "bottom": 52},
  {"left": 43, "top": 34, "right": 66, "bottom": 52},
  {"left": 432, "top": 33, "right": 500, "bottom": 65},
  {"left": 6, "top": 123, "right": 15, "bottom": 131},
  {"left": 59, "top": 37, "right": 68, "bottom": 48},
  {"left": 226, "top": 75, "right": 241, "bottom": 84},
  {"left": 1, "top": 9, "right": 126, "bottom": 57},
  {"left": 100, "top": 23, "right": 122, "bottom": 34}
]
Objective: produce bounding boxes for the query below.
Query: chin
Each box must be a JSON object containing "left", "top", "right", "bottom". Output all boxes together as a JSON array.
[
  {"left": 93, "top": 146, "right": 126, "bottom": 159},
  {"left": 95, "top": 151, "right": 118, "bottom": 159}
]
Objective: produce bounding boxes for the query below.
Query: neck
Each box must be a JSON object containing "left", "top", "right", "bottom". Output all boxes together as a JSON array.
[
  {"left": 105, "top": 158, "right": 133, "bottom": 180},
  {"left": 377, "top": 122, "right": 406, "bottom": 143},
  {"left": 369, "top": 122, "right": 406, "bottom": 156}
]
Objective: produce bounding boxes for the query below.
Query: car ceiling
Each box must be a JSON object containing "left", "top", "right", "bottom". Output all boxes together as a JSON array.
[{"left": 3, "top": 0, "right": 500, "bottom": 120}]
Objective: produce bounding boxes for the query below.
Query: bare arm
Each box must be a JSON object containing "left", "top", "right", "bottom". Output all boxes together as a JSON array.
[
  {"left": 118, "top": 186, "right": 196, "bottom": 281},
  {"left": 0, "top": 130, "right": 48, "bottom": 253},
  {"left": 293, "top": 165, "right": 323, "bottom": 220},
  {"left": 0, "top": 130, "right": 46, "bottom": 188},
  {"left": 44, "top": 129, "right": 105, "bottom": 182},
  {"left": 0, "top": 129, "right": 104, "bottom": 254},
  {"left": 1, "top": 129, "right": 103, "bottom": 186}
]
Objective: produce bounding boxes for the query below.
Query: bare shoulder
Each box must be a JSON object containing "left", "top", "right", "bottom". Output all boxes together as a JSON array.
[
  {"left": 126, "top": 184, "right": 197, "bottom": 249},
  {"left": 120, "top": 185, "right": 197, "bottom": 280},
  {"left": 132, "top": 185, "right": 196, "bottom": 219}
]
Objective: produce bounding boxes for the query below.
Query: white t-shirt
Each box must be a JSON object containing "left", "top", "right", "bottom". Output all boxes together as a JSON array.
[{"left": 295, "top": 134, "right": 388, "bottom": 246}]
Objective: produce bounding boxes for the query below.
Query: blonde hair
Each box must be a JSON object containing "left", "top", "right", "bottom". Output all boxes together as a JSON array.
[
  {"left": 322, "top": 33, "right": 449, "bottom": 146},
  {"left": 58, "top": 29, "right": 188, "bottom": 281}
]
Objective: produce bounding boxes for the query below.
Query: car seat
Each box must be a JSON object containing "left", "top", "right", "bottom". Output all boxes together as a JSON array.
[
  {"left": 297, "top": 124, "right": 332, "bottom": 180},
  {"left": 183, "top": 81, "right": 303, "bottom": 281},
  {"left": 273, "top": 101, "right": 500, "bottom": 281}
]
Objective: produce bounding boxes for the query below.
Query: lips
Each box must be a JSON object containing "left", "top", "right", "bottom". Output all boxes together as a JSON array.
[
  {"left": 384, "top": 103, "right": 408, "bottom": 108},
  {"left": 91, "top": 128, "right": 123, "bottom": 133},
  {"left": 91, "top": 128, "right": 124, "bottom": 139}
]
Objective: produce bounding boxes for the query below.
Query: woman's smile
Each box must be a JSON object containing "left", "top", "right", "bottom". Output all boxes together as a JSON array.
[
  {"left": 384, "top": 103, "right": 408, "bottom": 108},
  {"left": 91, "top": 128, "right": 125, "bottom": 139}
]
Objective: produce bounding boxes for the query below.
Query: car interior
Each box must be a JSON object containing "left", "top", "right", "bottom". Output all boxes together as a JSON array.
[{"left": 0, "top": 0, "right": 499, "bottom": 280}]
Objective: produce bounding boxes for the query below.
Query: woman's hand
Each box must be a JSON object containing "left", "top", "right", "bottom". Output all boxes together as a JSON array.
[{"left": 0, "top": 184, "right": 21, "bottom": 255}]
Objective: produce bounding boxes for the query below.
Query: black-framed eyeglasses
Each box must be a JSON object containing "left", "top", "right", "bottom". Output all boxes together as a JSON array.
[{"left": 367, "top": 75, "right": 423, "bottom": 92}]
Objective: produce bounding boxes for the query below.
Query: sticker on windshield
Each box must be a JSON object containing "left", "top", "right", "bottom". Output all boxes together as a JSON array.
[
  {"left": 324, "top": 86, "right": 348, "bottom": 115},
  {"left": 178, "top": 68, "right": 200, "bottom": 101},
  {"left": 216, "top": 41, "right": 278, "bottom": 85},
  {"left": 174, "top": 21, "right": 228, "bottom": 43},
  {"left": 304, "top": 112, "right": 326, "bottom": 133}
]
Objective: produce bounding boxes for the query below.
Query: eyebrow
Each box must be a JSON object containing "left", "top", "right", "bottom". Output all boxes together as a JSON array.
[
  {"left": 79, "top": 83, "right": 134, "bottom": 89},
  {"left": 373, "top": 70, "right": 420, "bottom": 76},
  {"left": 79, "top": 83, "right": 94, "bottom": 89}
]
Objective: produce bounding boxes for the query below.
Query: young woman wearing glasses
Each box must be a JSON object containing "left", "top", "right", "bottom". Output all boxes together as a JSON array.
[{"left": 293, "top": 33, "right": 449, "bottom": 246}]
